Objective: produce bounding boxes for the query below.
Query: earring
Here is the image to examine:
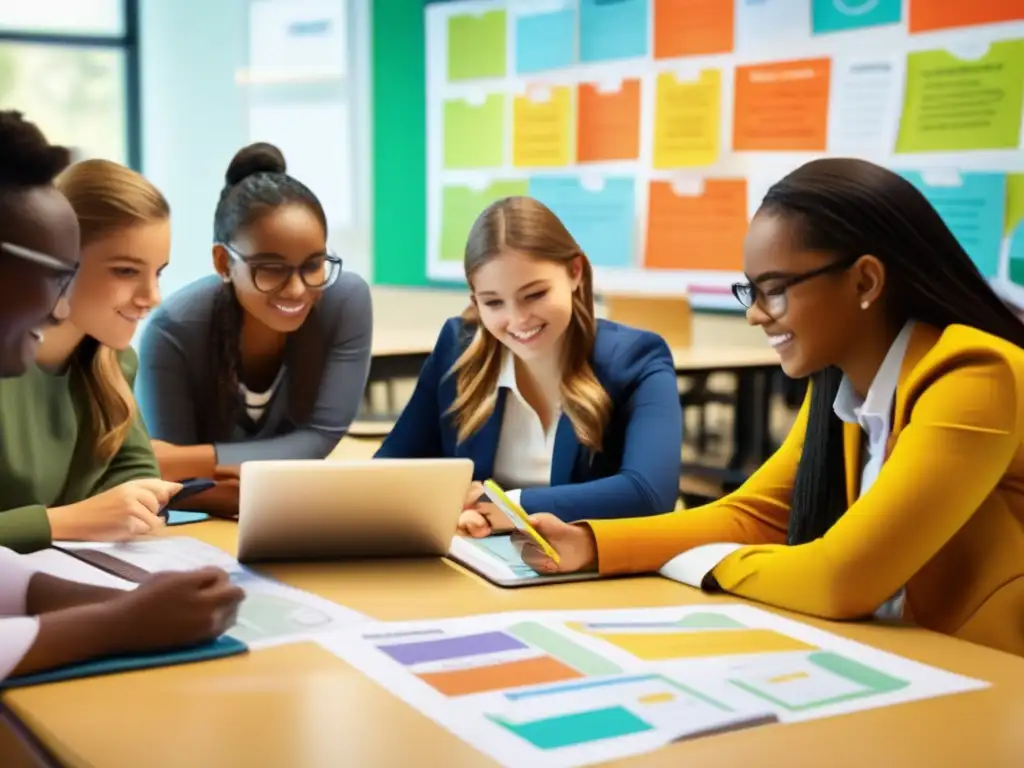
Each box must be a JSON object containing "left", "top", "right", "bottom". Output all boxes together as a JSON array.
[
  {"left": 860, "top": 300, "right": 870, "bottom": 310},
  {"left": 221, "top": 275, "right": 231, "bottom": 284}
]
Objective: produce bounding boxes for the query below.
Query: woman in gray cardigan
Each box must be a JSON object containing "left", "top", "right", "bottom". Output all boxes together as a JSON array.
[{"left": 134, "top": 142, "right": 372, "bottom": 515}]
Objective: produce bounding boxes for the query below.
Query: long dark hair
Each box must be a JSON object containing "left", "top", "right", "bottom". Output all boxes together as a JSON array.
[
  {"left": 208, "top": 142, "right": 327, "bottom": 440},
  {"left": 760, "top": 158, "right": 1024, "bottom": 545}
]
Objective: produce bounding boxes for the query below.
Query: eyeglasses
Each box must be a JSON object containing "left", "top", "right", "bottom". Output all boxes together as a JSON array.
[
  {"left": 732, "top": 256, "right": 858, "bottom": 318},
  {"left": 1, "top": 241, "right": 79, "bottom": 299},
  {"left": 220, "top": 243, "right": 342, "bottom": 294}
]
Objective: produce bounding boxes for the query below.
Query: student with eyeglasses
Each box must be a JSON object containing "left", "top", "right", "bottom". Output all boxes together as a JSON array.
[
  {"left": 0, "top": 110, "right": 244, "bottom": 681},
  {"left": 512, "top": 158, "right": 1024, "bottom": 658},
  {"left": 135, "top": 143, "right": 372, "bottom": 516}
]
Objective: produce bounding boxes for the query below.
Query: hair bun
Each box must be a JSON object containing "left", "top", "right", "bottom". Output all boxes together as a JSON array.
[
  {"left": 224, "top": 142, "right": 286, "bottom": 187},
  {"left": 0, "top": 110, "right": 71, "bottom": 187}
]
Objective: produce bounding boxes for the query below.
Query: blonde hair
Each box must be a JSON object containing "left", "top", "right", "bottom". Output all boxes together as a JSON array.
[
  {"left": 448, "top": 196, "right": 611, "bottom": 451},
  {"left": 55, "top": 159, "right": 170, "bottom": 461}
]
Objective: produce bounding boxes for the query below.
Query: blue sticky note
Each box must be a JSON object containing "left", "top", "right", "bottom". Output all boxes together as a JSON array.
[
  {"left": 900, "top": 171, "right": 1006, "bottom": 279},
  {"left": 528, "top": 176, "right": 636, "bottom": 268},
  {"left": 579, "top": 0, "right": 647, "bottom": 63},
  {"left": 812, "top": 0, "right": 901, "bottom": 34},
  {"left": 516, "top": 9, "right": 575, "bottom": 74}
]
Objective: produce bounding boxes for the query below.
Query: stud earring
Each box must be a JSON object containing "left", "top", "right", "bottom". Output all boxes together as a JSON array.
[
  {"left": 860, "top": 300, "right": 870, "bottom": 310},
  {"left": 221, "top": 275, "right": 231, "bottom": 284}
]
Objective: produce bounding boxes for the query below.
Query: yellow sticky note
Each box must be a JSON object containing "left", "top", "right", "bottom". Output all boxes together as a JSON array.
[
  {"left": 1006, "top": 174, "right": 1024, "bottom": 238},
  {"left": 513, "top": 86, "right": 572, "bottom": 168},
  {"left": 897, "top": 40, "right": 1024, "bottom": 153},
  {"left": 653, "top": 69, "right": 721, "bottom": 169}
]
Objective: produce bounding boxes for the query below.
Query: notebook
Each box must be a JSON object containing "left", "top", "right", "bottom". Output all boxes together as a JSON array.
[
  {"left": 448, "top": 534, "right": 599, "bottom": 588},
  {"left": 0, "top": 635, "right": 247, "bottom": 690}
]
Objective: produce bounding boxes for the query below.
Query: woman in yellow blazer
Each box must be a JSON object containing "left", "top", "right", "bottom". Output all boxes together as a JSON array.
[{"left": 515, "top": 158, "right": 1024, "bottom": 658}]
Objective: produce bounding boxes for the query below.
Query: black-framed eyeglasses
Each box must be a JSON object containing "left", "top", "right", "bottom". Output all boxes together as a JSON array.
[
  {"left": 732, "top": 256, "right": 859, "bottom": 318},
  {"left": 1, "top": 241, "right": 79, "bottom": 299},
  {"left": 219, "top": 243, "right": 343, "bottom": 294}
]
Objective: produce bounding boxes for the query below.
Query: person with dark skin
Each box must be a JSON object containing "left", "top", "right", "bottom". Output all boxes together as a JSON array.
[
  {"left": 515, "top": 158, "right": 1024, "bottom": 659},
  {"left": 0, "top": 110, "right": 244, "bottom": 681}
]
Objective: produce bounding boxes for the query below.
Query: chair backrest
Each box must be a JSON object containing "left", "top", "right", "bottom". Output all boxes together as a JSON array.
[{"left": 601, "top": 293, "right": 693, "bottom": 349}]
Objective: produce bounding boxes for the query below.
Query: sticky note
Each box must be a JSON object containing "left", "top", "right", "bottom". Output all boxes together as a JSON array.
[
  {"left": 654, "top": 0, "right": 734, "bottom": 58},
  {"left": 827, "top": 55, "right": 904, "bottom": 154},
  {"left": 733, "top": 58, "right": 831, "bottom": 151},
  {"left": 644, "top": 179, "right": 748, "bottom": 271},
  {"left": 577, "top": 79, "right": 641, "bottom": 162},
  {"left": 440, "top": 181, "right": 530, "bottom": 263},
  {"left": 736, "top": 0, "right": 812, "bottom": 54},
  {"left": 528, "top": 176, "right": 636, "bottom": 268},
  {"left": 909, "top": 0, "right": 1023, "bottom": 34},
  {"left": 896, "top": 40, "right": 1024, "bottom": 153},
  {"left": 654, "top": 70, "right": 721, "bottom": 168},
  {"left": 513, "top": 86, "right": 572, "bottom": 168},
  {"left": 444, "top": 95, "right": 505, "bottom": 169},
  {"left": 515, "top": 7, "right": 575, "bottom": 74},
  {"left": 900, "top": 171, "right": 1007, "bottom": 279},
  {"left": 812, "top": 0, "right": 901, "bottom": 34},
  {"left": 448, "top": 11, "right": 507, "bottom": 81},
  {"left": 579, "top": 0, "right": 648, "bottom": 63}
]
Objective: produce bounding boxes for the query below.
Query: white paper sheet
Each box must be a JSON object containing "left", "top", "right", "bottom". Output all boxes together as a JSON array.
[
  {"left": 57, "top": 538, "right": 367, "bottom": 649},
  {"left": 827, "top": 53, "right": 905, "bottom": 154},
  {"left": 318, "top": 604, "right": 986, "bottom": 768}
]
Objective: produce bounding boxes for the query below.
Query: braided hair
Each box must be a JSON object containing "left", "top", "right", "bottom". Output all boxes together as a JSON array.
[
  {"left": 762, "top": 158, "right": 1024, "bottom": 545},
  {"left": 207, "top": 142, "right": 328, "bottom": 440}
]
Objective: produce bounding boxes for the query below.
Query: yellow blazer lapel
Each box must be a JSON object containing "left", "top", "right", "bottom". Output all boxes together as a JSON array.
[
  {"left": 843, "top": 422, "right": 861, "bottom": 506},
  {"left": 891, "top": 322, "right": 942, "bottom": 445}
]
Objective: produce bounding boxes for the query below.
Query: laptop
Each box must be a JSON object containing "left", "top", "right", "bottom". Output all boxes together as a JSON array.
[{"left": 236, "top": 458, "right": 474, "bottom": 563}]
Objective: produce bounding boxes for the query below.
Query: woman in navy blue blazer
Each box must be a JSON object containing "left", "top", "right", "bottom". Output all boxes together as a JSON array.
[{"left": 376, "top": 196, "right": 683, "bottom": 535}]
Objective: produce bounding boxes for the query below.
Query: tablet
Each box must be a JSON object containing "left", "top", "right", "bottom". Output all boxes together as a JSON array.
[{"left": 236, "top": 458, "right": 474, "bottom": 563}]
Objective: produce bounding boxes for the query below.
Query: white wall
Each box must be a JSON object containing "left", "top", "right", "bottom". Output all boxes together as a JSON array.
[
  {"left": 139, "top": 0, "right": 249, "bottom": 299},
  {"left": 138, "top": 0, "right": 371, "bottom": 302}
]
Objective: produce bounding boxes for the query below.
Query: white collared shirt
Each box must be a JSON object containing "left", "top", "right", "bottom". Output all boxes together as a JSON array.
[
  {"left": 492, "top": 351, "right": 560, "bottom": 504},
  {"left": 832, "top": 320, "right": 915, "bottom": 619}
]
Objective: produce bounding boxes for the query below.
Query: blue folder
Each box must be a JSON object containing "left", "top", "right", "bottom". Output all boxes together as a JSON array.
[{"left": 0, "top": 635, "right": 247, "bottom": 690}]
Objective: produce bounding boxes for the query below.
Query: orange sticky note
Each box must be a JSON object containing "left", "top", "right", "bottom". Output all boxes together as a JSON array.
[
  {"left": 644, "top": 179, "right": 747, "bottom": 271},
  {"left": 733, "top": 58, "right": 830, "bottom": 151},
  {"left": 909, "top": 0, "right": 1023, "bottom": 33},
  {"left": 513, "top": 86, "right": 572, "bottom": 167},
  {"left": 654, "top": 0, "right": 734, "bottom": 58},
  {"left": 577, "top": 79, "right": 641, "bottom": 162}
]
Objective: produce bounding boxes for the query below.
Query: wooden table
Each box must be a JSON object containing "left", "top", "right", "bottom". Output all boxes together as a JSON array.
[{"left": 4, "top": 521, "right": 1024, "bottom": 767}]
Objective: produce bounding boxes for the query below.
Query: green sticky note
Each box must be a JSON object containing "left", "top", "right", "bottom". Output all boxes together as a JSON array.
[
  {"left": 443, "top": 96, "right": 505, "bottom": 169},
  {"left": 448, "top": 11, "right": 507, "bottom": 81},
  {"left": 1006, "top": 174, "right": 1024, "bottom": 237},
  {"left": 897, "top": 40, "right": 1024, "bottom": 152},
  {"left": 440, "top": 181, "right": 529, "bottom": 262}
]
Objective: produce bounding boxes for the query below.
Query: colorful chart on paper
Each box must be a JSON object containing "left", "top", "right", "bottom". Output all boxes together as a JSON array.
[
  {"left": 424, "top": 0, "right": 1024, "bottom": 308},
  {"left": 320, "top": 604, "right": 986, "bottom": 768}
]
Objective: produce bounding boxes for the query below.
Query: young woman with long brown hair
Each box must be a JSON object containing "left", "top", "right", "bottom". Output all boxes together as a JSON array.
[
  {"left": 0, "top": 111, "right": 243, "bottom": 682},
  {"left": 375, "top": 196, "right": 682, "bottom": 535},
  {"left": 0, "top": 155, "right": 179, "bottom": 552}
]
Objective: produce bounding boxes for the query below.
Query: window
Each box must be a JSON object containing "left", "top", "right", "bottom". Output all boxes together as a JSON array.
[
  {"left": 0, "top": 0, "right": 137, "bottom": 166},
  {"left": 240, "top": 0, "right": 371, "bottom": 274}
]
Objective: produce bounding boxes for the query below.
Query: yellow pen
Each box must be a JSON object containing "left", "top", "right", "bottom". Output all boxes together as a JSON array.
[{"left": 483, "top": 479, "right": 562, "bottom": 565}]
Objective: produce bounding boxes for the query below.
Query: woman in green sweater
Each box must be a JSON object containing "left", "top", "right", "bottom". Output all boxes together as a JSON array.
[{"left": 0, "top": 157, "right": 180, "bottom": 552}]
